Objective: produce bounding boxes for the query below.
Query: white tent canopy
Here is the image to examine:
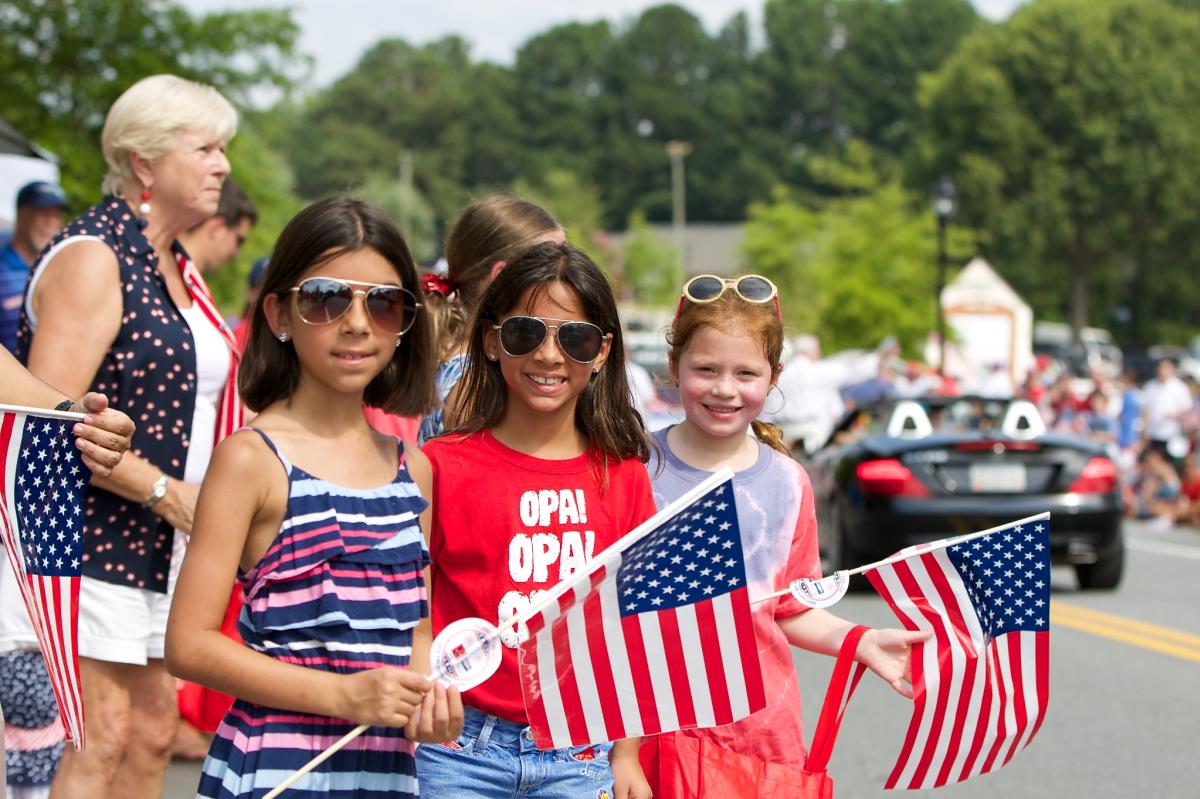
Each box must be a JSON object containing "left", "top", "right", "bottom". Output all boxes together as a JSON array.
[{"left": 939, "top": 257, "right": 1034, "bottom": 384}]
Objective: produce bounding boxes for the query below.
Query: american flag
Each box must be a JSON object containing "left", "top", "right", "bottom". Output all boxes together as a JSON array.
[
  {"left": 518, "top": 470, "right": 765, "bottom": 749},
  {"left": 866, "top": 515, "right": 1051, "bottom": 790},
  {"left": 0, "top": 406, "right": 88, "bottom": 749}
]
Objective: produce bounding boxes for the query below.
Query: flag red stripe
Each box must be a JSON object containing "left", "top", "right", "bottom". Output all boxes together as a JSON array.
[
  {"left": 935, "top": 642, "right": 977, "bottom": 788},
  {"left": 45, "top": 576, "right": 78, "bottom": 739},
  {"left": 1029, "top": 631, "right": 1050, "bottom": 741},
  {"left": 1001, "top": 634, "right": 1028, "bottom": 766},
  {"left": 0, "top": 411, "right": 15, "bottom": 481},
  {"left": 924, "top": 551, "right": 979, "bottom": 788},
  {"left": 550, "top": 591, "right": 590, "bottom": 746},
  {"left": 896, "top": 556, "right": 951, "bottom": 789},
  {"left": 582, "top": 590, "right": 624, "bottom": 741},
  {"left": 877, "top": 561, "right": 927, "bottom": 789},
  {"left": 656, "top": 609, "right": 696, "bottom": 730},
  {"left": 619, "top": 611, "right": 661, "bottom": 737},
  {"left": 692, "top": 597, "right": 732, "bottom": 726},
  {"left": 729, "top": 586, "right": 764, "bottom": 712},
  {"left": 957, "top": 650, "right": 992, "bottom": 783},
  {"left": 66, "top": 576, "right": 83, "bottom": 737},
  {"left": 980, "top": 642, "right": 1008, "bottom": 772}
]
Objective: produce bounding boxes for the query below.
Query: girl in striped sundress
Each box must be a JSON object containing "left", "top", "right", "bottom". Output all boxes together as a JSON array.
[{"left": 165, "top": 197, "right": 464, "bottom": 798}]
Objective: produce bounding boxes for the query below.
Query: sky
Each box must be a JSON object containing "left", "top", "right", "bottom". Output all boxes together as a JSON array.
[{"left": 180, "top": 0, "right": 1025, "bottom": 89}]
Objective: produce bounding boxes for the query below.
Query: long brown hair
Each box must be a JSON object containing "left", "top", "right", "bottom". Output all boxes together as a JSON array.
[
  {"left": 449, "top": 241, "right": 650, "bottom": 472},
  {"left": 426, "top": 196, "right": 561, "bottom": 362},
  {"left": 239, "top": 196, "right": 437, "bottom": 415},
  {"left": 667, "top": 292, "right": 790, "bottom": 455}
]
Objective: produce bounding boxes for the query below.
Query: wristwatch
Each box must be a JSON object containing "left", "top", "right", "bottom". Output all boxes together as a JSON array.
[{"left": 145, "top": 473, "right": 169, "bottom": 507}]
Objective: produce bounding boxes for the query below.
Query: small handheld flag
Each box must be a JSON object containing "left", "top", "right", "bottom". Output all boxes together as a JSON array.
[
  {"left": 866, "top": 514, "right": 1051, "bottom": 790},
  {"left": 0, "top": 404, "right": 89, "bottom": 749},
  {"left": 517, "top": 468, "right": 766, "bottom": 750}
]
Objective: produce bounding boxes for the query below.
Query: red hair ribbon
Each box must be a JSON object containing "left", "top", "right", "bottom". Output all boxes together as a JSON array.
[{"left": 421, "top": 273, "right": 455, "bottom": 297}]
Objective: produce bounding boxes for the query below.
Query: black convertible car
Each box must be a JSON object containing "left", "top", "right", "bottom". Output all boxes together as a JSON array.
[{"left": 805, "top": 396, "right": 1124, "bottom": 590}]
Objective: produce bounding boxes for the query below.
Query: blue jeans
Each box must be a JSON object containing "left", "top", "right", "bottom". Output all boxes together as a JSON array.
[{"left": 416, "top": 706, "right": 614, "bottom": 798}]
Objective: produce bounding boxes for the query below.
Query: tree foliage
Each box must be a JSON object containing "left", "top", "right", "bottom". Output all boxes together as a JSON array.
[
  {"left": 743, "top": 173, "right": 970, "bottom": 355},
  {"left": 286, "top": 1, "right": 979, "bottom": 230},
  {"left": 620, "top": 210, "right": 683, "bottom": 306},
  {"left": 0, "top": 0, "right": 305, "bottom": 204},
  {"left": 911, "top": 0, "right": 1200, "bottom": 344}
]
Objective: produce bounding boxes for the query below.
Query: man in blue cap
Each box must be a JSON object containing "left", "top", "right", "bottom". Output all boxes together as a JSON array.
[{"left": 1, "top": 180, "right": 68, "bottom": 352}]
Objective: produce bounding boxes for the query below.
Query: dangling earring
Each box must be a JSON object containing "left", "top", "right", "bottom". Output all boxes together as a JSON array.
[
  {"left": 277, "top": 331, "right": 289, "bottom": 343},
  {"left": 136, "top": 189, "right": 152, "bottom": 229}
]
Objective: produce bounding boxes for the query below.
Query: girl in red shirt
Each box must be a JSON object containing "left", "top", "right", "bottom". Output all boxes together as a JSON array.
[{"left": 420, "top": 241, "right": 655, "bottom": 798}]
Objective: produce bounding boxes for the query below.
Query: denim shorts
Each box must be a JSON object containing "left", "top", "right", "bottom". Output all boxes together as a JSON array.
[{"left": 415, "top": 706, "right": 614, "bottom": 799}]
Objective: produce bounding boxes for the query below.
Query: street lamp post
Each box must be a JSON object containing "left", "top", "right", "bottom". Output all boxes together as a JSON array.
[
  {"left": 665, "top": 140, "right": 692, "bottom": 273},
  {"left": 932, "top": 175, "right": 958, "bottom": 376}
]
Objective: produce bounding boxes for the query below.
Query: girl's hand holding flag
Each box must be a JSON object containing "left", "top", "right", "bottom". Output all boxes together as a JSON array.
[{"left": 777, "top": 608, "right": 931, "bottom": 700}]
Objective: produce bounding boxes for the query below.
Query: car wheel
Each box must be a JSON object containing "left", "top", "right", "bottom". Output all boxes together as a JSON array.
[{"left": 1075, "top": 545, "right": 1125, "bottom": 590}]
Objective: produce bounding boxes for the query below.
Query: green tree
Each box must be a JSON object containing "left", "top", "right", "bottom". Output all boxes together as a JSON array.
[
  {"left": 290, "top": 37, "right": 523, "bottom": 229},
  {"left": 620, "top": 210, "right": 682, "bottom": 306},
  {"left": 0, "top": 0, "right": 304, "bottom": 203},
  {"left": 758, "top": 0, "right": 979, "bottom": 184},
  {"left": 513, "top": 169, "right": 607, "bottom": 263},
  {"left": 352, "top": 175, "right": 438, "bottom": 264},
  {"left": 912, "top": 0, "right": 1200, "bottom": 344},
  {"left": 743, "top": 180, "right": 967, "bottom": 354},
  {"left": 512, "top": 20, "right": 616, "bottom": 184}
]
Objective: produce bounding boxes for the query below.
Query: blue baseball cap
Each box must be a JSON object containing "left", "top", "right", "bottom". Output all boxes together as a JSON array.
[
  {"left": 248, "top": 257, "right": 269, "bottom": 289},
  {"left": 16, "top": 180, "right": 68, "bottom": 210}
]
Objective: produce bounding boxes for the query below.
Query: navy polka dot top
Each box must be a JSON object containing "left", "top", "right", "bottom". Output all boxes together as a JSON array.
[{"left": 18, "top": 196, "right": 202, "bottom": 593}]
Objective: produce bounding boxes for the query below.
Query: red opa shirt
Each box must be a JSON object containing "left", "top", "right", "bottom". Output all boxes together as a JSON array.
[{"left": 422, "top": 429, "right": 656, "bottom": 723}]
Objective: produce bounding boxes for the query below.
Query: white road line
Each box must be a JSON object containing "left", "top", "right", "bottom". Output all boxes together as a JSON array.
[{"left": 1125, "top": 537, "right": 1200, "bottom": 561}]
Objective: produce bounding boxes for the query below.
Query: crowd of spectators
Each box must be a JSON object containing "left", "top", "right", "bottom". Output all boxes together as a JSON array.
[{"left": 763, "top": 337, "right": 1200, "bottom": 531}]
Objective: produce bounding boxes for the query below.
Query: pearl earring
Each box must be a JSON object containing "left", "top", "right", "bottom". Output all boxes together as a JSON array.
[
  {"left": 136, "top": 189, "right": 152, "bottom": 229},
  {"left": 487, "top": 352, "right": 498, "bottom": 361}
]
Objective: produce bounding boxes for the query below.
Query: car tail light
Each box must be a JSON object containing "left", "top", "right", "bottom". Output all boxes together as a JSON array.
[
  {"left": 1068, "top": 457, "right": 1118, "bottom": 494},
  {"left": 856, "top": 459, "right": 931, "bottom": 497}
]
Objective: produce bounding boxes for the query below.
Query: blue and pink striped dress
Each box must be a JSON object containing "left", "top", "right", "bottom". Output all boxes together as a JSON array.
[{"left": 197, "top": 429, "right": 429, "bottom": 799}]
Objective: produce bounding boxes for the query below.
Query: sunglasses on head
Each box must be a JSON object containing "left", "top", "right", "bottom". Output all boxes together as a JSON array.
[
  {"left": 492, "top": 316, "right": 610, "bottom": 364},
  {"left": 675, "top": 273, "right": 782, "bottom": 322},
  {"left": 288, "top": 277, "right": 421, "bottom": 336}
]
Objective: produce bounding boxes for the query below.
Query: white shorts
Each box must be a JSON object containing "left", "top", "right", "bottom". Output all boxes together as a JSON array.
[{"left": 0, "top": 547, "right": 175, "bottom": 666}]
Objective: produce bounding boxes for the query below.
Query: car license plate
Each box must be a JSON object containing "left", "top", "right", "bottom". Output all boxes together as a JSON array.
[{"left": 968, "top": 463, "right": 1026, "bottom": 492}]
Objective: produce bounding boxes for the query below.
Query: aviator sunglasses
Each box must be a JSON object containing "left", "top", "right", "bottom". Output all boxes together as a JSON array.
[
  {"left": 675, "top": 273, "right": 781, "bottom": 322},
  {"left": 492, "top": 316, "right": 610, "bottom": 363},
  {"left": 288, "top": 277, "right": 421, "bottom": 335}
]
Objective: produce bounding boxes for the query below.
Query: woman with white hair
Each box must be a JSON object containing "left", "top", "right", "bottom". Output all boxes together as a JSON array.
[{"left": 7, "top": 74, "right": 245, "bottom": 796}]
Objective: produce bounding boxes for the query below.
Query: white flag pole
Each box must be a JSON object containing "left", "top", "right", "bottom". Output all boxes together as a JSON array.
[{"left": 0, "top": 403, "right": 86, "bottom": 422}]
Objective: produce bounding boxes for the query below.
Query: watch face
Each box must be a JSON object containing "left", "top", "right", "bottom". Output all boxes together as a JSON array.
[{"left": 149, "top": 476, "right": 168, "bottom": 503}]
